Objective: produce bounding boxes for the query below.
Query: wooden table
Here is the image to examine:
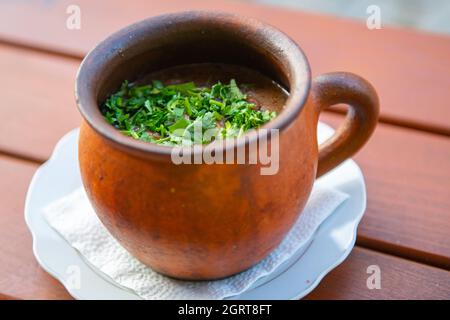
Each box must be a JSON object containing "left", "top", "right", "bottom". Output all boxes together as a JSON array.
[{"left": 0, "top": 0, "right": 449, "bottom": 300}]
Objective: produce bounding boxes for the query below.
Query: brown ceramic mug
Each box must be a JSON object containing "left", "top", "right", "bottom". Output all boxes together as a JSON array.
[{"left": 76, "top": 11, "right": 379, "bottom": 280}]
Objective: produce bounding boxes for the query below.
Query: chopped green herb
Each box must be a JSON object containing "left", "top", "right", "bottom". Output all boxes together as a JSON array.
[{"left": 102, "top": 79, "right": 277, "bottom": 146}]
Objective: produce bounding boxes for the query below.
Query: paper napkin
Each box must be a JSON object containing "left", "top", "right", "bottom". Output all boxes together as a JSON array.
[{"left": 43, "top": 185, "right": 347, "bottom": 299}]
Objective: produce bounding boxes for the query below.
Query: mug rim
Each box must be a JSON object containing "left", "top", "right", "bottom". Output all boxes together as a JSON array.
[{"left": 75, "top": 11, "right": 311, "bottom": 158}]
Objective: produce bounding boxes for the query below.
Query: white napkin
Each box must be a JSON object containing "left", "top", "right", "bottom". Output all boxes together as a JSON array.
[{"left": 43, "top": 185, "right": 347, "bottom": 300}]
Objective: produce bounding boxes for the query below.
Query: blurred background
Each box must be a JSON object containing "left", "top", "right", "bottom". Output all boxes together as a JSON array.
[
  {"left": 0, "top": 0, "right": 449, "bottom": 301},
  {"left": 250, "top": 0, "right": 450, "bottom": 35}
]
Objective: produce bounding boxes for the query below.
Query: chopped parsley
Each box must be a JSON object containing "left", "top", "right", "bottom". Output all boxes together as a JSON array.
[{"left": 102, "top": 79, "right": 277, "bottom": 146}]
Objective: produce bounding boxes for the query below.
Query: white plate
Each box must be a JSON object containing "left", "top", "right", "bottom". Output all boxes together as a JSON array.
[{"left": 24, "top": 122, "right": 366, "bottom": 300}]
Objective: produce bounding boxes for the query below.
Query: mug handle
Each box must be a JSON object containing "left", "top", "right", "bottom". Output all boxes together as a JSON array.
[{"left": 312, "top": 72, "right": 380, "bottom": 177}]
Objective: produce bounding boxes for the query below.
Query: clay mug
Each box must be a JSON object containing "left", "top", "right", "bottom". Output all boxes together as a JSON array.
[{"left": 75, "top": 11, "right": 379, "bottom": 280}]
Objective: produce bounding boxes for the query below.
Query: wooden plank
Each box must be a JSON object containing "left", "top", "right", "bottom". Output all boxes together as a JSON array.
[
  {"left": 0, "top": 137, "right": 447, "bottom": 300},
  {"left": 0, "top": 159, "right": 447, "bottom": 301},
  {"left": 305, "top": 247, "right": 450, "bottom": 300},
  {"left": 0, "top": 0, "right": 449, "bottom": 134},
  {"left": 0, "top": 151, "right": 448, "bottom": 301},
  {"left": 0, "top": 44, "right": 81, "bottom": 162},
  {"left": 0, "top": 155, "right": 71, "bottom": 299},
  {"left": 0, "top": 44, "right": 449, "bottom": 267},
  {"left": 320, "top": 112, "right": 450, "bottom": 269}
]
